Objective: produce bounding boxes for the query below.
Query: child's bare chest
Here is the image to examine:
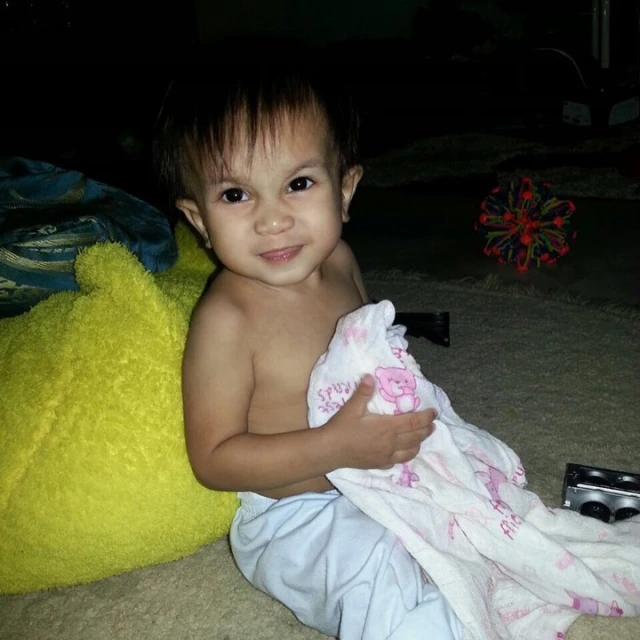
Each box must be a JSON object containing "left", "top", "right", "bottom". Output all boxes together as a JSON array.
[{"left": 248, "top": 283, "right": 363, "bottom": 429}]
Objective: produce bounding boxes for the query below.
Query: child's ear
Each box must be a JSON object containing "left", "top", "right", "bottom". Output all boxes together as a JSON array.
[
  {"left": 341, "top": 165, "right": 363, "bottom": 223},
  {"left": 175, "top": 199, "right": 211, "bottom": 248}
]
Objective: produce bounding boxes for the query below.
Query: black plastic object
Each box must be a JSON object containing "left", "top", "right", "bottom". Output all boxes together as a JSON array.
[
  {"left": 562, "top": 463, "right": 640, "bottom": 523},
  {"left": 394, "top": 311, "right": 450, "bottom": 347},
  {"left": 370, "top": 299, "right": 450, "bottom": 347}
]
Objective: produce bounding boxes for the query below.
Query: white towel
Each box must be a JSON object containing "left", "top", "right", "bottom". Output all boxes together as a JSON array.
[{"left": 307, "top": 300, "right": 640, "bottom": 640}]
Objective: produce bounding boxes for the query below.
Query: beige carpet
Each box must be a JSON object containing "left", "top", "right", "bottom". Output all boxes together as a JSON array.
[{"left": 1, "top": 274, "right": 638, "bottom": 640}]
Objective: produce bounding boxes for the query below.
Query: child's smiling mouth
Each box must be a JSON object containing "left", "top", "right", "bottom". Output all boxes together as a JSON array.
[{"left": 259, "top": 246, "right": 303, "bottom": 264}]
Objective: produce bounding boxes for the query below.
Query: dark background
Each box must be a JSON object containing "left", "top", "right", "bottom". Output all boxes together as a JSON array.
[{"left": 1, "top": 0, "right": 639, "bottom": 207}]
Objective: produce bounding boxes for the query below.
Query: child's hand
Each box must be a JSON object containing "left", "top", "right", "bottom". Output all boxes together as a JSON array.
[{"left": 323, "top": 374, "right": 435, "bottom": 470}]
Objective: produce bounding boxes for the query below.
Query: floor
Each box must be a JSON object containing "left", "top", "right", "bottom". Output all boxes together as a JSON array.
[{"left": 343, "top": 187, "right": 640, "bottom": 308}]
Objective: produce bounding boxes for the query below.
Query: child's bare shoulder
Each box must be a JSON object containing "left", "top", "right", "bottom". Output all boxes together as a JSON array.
[
  {"left": 329, "top": 239, "right": 369, "bottom": 303},
  {"left": 185, "top": 272, "right": 253, "bottom": 359}
]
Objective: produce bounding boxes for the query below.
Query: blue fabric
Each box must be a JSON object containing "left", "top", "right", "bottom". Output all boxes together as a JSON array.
[
  {"left": 0, "top": 156, "right": 176, "bottom": 317},
  {"left": 230, "top": 491, "right": 463, "bottom": 640}
]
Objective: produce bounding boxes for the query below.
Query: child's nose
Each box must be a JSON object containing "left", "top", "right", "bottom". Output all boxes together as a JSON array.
[{"left": 254, "top": 208, "right": 294, "bottom": 235}]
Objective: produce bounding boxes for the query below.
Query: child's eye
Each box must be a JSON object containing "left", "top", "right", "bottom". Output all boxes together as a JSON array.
[
  {"left": 221, "top": 188, "right": 248, "bottom": 203},
  {"left": 287, "top": 177, "right": 314, "bottom": 192}
]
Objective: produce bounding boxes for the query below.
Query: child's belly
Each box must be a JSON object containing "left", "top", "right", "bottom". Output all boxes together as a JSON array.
[{"left": 248, "top": 396, "right": 335, "bottom": 499}]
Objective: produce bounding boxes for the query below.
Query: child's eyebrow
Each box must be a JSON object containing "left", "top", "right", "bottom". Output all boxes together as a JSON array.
[
  {"left": 285, "top": 159, "right": 328, "bottom": 176},
  {"left": 207, "top": 159, "right": 329, "bottom": 187},
  {"left": 213, "top": 172, "right": 244, "bottom": 186},
  {"left": 206, "top": 167, "right": 248, "bottom": 186}
]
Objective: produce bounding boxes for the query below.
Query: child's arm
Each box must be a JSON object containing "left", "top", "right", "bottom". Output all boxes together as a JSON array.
[{"left": 182, "top": 295, "right": 435, "bottom": 493}]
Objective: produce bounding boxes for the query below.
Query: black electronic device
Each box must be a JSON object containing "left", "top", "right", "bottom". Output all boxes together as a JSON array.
[{"left": 562, "top": 463, "right": 640, "bottom": 523}]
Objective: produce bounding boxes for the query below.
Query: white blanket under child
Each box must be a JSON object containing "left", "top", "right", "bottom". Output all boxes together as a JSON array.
[{"left": 307, "top": 300, "right": 640, "bottom": 640}]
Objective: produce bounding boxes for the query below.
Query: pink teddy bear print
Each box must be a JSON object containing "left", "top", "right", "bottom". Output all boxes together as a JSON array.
[{"left": 375, "top": 366, "right": 421, "bottom": 415}]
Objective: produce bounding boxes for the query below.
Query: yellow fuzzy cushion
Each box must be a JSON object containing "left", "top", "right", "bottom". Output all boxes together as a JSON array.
[{"left": 0, "top": 223, "right": 239, "bottom": 595}]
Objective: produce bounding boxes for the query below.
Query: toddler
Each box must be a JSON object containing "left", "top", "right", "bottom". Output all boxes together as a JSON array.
[{"left": 153, "top": 65, "right": 462, "bottom": 640}]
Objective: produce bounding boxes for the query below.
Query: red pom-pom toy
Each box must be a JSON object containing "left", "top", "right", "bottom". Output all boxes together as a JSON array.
[{"left": 475, "top": 178, "right": 577, "bottom": 271}]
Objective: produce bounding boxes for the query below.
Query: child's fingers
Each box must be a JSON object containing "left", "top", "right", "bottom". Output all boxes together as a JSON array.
[
  {"left": 343, "top": 374, "right": 376, "bottom": 414},
  {"left": 358, "top": 373, "right": 375, "bottom": 392},
  {"left": 396, "top": 409, "right": 437, "bottom": 434},
  {"left": 397, "top": 425, "right": 432, "bottom": 449}
]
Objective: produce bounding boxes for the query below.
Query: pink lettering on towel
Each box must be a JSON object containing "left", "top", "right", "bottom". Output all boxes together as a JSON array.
[
  {"left": 500, "top": 514, "right": 522, "bottom": 540},
  {"left": 511, "top": 465, "right": 526, "bottom": 485},
  {"left": 316, "top": 381, "right": 355, "bottom": 415}
]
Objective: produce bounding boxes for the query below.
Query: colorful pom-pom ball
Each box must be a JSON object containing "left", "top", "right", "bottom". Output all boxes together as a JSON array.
[{"left": 476, "top": 177, "right": 577, "bottom": 271}]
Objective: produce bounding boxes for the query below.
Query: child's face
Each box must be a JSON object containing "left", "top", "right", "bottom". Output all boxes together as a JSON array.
[{"left": 177, "top": 109, "right": 362, "bottom": 289}]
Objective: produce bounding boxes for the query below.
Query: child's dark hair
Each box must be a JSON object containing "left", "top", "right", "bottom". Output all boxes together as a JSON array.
[{"left": 153, "top": 63, "right": 360, "bottom": 203}]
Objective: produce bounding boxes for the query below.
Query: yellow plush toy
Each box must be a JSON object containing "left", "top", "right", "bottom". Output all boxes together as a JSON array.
[{"left": 0, "top": 223, "right": 239, "bottom": 595}]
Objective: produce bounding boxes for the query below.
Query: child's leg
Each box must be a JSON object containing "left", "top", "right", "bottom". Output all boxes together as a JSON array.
[{"left": 230, "top": 490, "right": 462, "bottom": 640}]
